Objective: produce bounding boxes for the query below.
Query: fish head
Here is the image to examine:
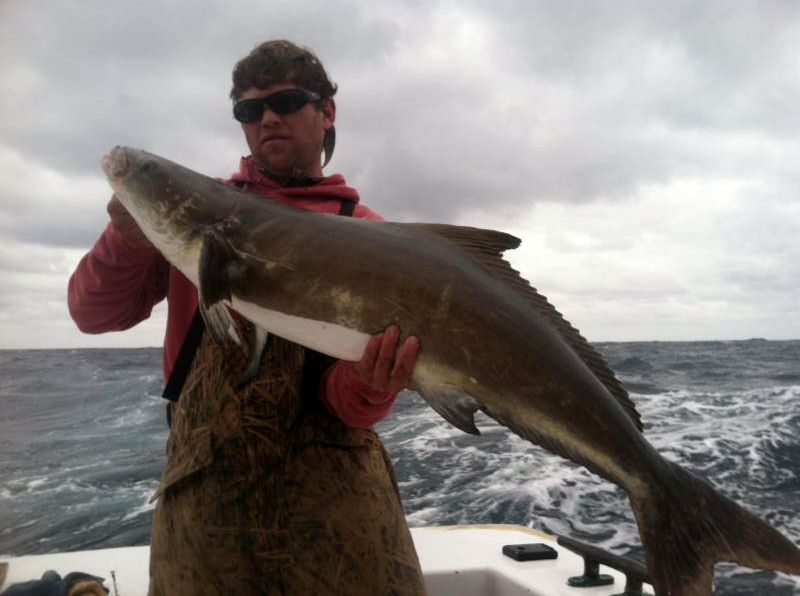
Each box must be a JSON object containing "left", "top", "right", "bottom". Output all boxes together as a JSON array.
[{"left": 102, "top": 146, "right": 234, "bottom": 262}]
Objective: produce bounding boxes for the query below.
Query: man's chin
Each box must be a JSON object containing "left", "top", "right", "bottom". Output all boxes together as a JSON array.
[{"left": 253, "top": 155, "right": 292, "bottom": 177}]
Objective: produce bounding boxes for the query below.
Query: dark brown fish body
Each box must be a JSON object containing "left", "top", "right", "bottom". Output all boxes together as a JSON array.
[{"left": 103, "top": 146, "right": 800, "bottom": 596}]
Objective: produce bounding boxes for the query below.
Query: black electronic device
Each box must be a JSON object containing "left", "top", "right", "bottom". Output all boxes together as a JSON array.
[{"left": 502, "top": 542, "right": 559, "bottom": 562}]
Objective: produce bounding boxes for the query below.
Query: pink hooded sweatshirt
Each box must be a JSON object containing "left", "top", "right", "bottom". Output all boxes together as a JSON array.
[{"left": 68, "top": 157, "right": 397, "bottom": 428}]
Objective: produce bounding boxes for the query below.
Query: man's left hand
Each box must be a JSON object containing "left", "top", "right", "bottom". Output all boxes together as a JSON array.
[{"left": 352, "top": 326, "right": 419, "bottom": 394}]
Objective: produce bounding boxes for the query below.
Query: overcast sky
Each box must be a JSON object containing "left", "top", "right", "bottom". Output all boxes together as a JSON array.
[{"left": 1, "top": 0, "right": 798, "bottom": 350}]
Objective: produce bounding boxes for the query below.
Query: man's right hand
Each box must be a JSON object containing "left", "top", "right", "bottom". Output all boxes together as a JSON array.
[{"left": 107, "top": 195, "right": 153, "bottom": 250}]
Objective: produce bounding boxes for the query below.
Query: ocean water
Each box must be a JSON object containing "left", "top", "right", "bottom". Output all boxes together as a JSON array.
[{"left": 1, "top": 340, "right": 799, "bottom": 594}]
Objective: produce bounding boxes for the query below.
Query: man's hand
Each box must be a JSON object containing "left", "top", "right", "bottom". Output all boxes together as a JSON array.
[
  {"left": 107, "top": 195, "right": 153, "bottom": 250},
  {"left": 352, "top": 326, "right": 419, "bottom": 394}
]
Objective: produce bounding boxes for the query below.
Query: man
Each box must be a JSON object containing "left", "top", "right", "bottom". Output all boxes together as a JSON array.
[{"left": 69, "top": 40, "right": 427, "bottom": 595}]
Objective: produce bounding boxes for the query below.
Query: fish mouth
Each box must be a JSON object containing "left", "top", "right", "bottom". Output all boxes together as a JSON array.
[{"left": 102, "top": 146, "right": 129, "bottom": 179}]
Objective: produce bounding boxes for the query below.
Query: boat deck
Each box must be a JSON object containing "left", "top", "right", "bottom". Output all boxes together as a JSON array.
[{"left": 1, "top": 524, "right": 648, "bottom": 595}]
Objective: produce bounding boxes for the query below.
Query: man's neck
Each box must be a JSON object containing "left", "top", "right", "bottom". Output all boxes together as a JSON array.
[{"left": 259, "top": 165, "right": 324, "bottom": 188}]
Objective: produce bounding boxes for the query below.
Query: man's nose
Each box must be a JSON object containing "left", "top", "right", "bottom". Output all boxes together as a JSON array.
[{"left": 260, "top": 105, "right": 282, "bottom": 125}]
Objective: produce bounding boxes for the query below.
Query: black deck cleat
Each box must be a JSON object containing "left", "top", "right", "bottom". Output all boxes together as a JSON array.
[{"left": 557, "top": 535, "right": 651, "bottom": 595}]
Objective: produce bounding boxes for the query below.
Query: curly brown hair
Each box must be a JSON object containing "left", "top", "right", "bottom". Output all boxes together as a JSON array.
[{"left": 230, "top": 40, "right": 338, "bottom": 101}]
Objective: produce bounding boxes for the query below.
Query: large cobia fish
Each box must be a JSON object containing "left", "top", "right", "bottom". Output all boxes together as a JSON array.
[{"left": 103, "top": 146, "right": 800, "bottom": 596}]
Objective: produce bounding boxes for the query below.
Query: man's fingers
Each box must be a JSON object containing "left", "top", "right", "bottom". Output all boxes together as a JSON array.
[
  {"left": 354, "top": 332, "right": 383, "bottom": 381},
  {"left": 373, "top": 326, "right": 400, "bottom": 382},
  {"left": 388, "top": 336, "right": 419, "bottom": 393},
  {"left": 107, "top": 194, "right": 153, "bottom": 249},
  {"left": 353, "top": 327, "right": 420, "bottom": 393}
]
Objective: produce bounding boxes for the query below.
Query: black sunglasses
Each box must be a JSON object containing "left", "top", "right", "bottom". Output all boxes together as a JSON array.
[{"left": 233, "top": 88, "right": 322, "bottom": 123}]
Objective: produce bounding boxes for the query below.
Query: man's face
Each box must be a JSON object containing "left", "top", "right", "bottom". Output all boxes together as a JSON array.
[{"left": 238, "top": 82, "right": 335, "bottom": 179}]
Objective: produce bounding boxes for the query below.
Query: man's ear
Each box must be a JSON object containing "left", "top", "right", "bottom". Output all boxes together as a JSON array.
[{"left": 322, "top": 97, "right": 336, "bottom": 130}]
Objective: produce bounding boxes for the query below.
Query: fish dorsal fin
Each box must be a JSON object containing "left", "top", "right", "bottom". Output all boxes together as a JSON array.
[
  {"left": 411, "top": 222, "right": 643, "bottom": 433},
  {"left": 411, "top": 223, "right": 522, "bottom": 254}
]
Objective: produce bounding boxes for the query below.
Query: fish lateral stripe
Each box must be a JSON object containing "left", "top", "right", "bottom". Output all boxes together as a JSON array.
[{"left": 229, "top": 296, "right": 370, "bottom": 362}]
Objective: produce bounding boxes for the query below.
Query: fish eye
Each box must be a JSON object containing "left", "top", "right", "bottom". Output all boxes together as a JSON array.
[{"left": 139, "top": 160, "right": 156, "bottom": 173}]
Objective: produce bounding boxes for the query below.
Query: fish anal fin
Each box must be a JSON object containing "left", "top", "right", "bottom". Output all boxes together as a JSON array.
[
  {"left": 481, "top": 405, "right": 615, "bottom": 482},
  {"left": 414, "top": 382, "right": 482, "bottom": 435},
  {"left": 199, "top": 303, "right": 239, "bottom": 345}
]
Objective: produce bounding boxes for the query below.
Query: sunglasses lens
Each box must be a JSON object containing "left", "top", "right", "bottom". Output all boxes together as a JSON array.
[
  {"left": 271, "top": 92, "right": 305, "bottom": 114},
  {"left": 233, "top": 99, "right": 265, "bottom": 123},
  {"left": 233, "top": 89, "right": 319, "bottom": 123}
]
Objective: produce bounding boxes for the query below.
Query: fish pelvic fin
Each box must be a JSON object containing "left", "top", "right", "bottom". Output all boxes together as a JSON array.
[
  {"left": 198, "top": 229, "right": 242, "bottom": 344},
  {"left": 410, "top": 222, "right": 642, "bottom": 433},
  {"left": 413, "top": 381, "right": 482, "bottom": 435},
  {"left": 237, "top": 325, "right": 268, "bottom": 386},
  {"left": 632, "top": 460, "right": 800, "bottom": 596}
]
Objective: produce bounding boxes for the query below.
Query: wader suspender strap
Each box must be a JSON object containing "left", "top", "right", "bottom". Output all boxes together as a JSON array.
[
  {"left": 337, "top": 197, "right": 356, "bottom": 217},
  {"left": 162, "top": 308, "right": 205, "bottom": 402},
  {"left": 162, "top": 197, "right": 358, "bottom": 411}
]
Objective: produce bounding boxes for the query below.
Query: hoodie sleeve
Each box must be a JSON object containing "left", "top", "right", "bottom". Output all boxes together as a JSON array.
[
  {"left": 68, "top": 222, "right": 170, "bottom": 333},
  {"left": 319, "top": 361, "right": 399, "bottom": 428}
]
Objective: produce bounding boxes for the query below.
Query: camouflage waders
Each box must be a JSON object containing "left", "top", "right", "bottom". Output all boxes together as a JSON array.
[{"left": 148, "top": 325, "right": 427, "bottom": 595}]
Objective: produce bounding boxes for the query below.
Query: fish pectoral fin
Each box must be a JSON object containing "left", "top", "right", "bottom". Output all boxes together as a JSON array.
[
  {"left": 414, "top": 382, "right": 482, "bottom": 435},
  {"left": 199, "top": 302, "right": 240, "bottom": 345},
  {"left": 199, "top": 229, "right": 236, "bottom": 306},
  {"left": 198, "top": 229, "right": 245, "bottom": 344}
]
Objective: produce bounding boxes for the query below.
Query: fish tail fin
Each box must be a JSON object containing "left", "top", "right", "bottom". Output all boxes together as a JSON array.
[{"left": 632, "top": 461, "right": 800, "bottom": 596}]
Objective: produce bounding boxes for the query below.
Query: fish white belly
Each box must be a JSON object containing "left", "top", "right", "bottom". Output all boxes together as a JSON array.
[{"left": 230, "top": 296, "right": 371, "bottom": 362}]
